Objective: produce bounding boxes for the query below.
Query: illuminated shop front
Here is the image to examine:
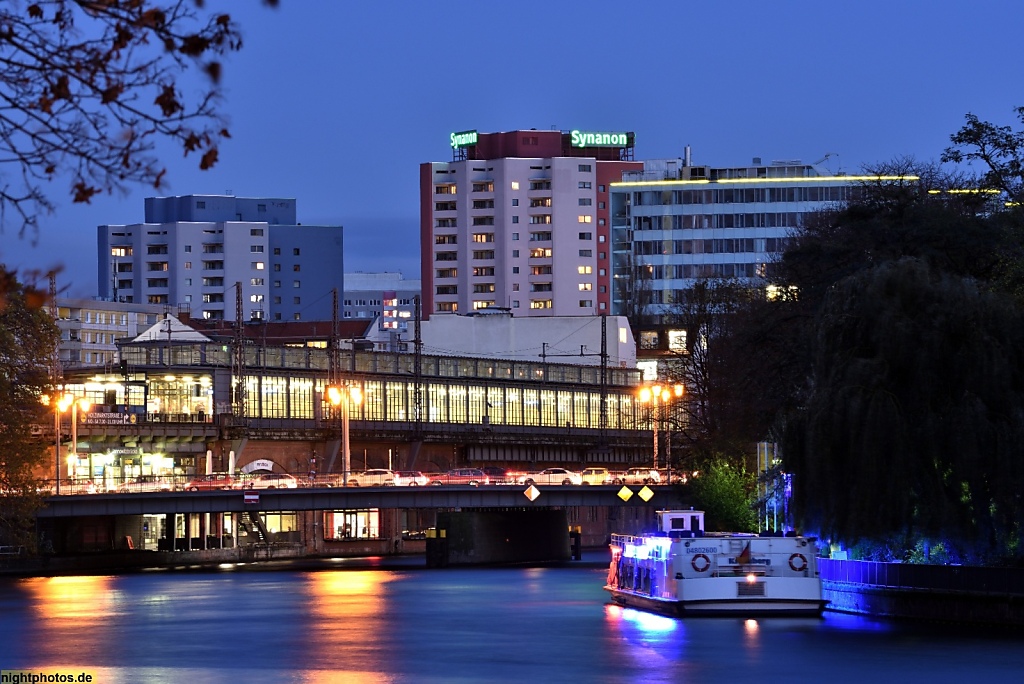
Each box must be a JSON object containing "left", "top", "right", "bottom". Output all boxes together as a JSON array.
[{"left": 324, "top": 510, "right": 381, "bottom": 540}]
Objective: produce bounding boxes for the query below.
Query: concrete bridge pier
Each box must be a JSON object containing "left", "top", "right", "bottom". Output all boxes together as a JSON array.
[{"left": 426, "top": 509, "right": 570, "bottom": 567}]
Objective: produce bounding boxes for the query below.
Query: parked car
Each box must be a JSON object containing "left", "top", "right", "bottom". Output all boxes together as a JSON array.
[
  {"left": 429, "top": 468, "right": 489, "bottom": 486},
  {"left": 243, "top": 473, "right": 299, "bottom": 489},
  {"left": 183, "top": 474, "right": 238, "bottom": 491},
  {"left": 580, "top": 467, "right": 619, "bottom": 485},
  {"left": 481, "top": 466, "right": 514, "bottom": 484},
  {"left": 517, "top": 468, "right": 583, "bottom": 486},
  {"left": 118, "top": 475, "right": 174, "bottom": 493},
  {"left": 345, "top": 469, "right": 396, "bottom": 487},
  {"left": 393, "top": 470, "right": 430, "bottom": 487},
  {"left": 621, "top": 468, "right": 661, "bottom": 485}
]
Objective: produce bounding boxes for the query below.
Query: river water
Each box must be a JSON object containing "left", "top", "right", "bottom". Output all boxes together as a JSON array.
[{"left": 1, "top": 555, "right": 1022, "bottom": 683}]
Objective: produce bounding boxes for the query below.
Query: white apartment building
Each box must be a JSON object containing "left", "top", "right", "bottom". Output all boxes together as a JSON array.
[
  {"left": 55, "top": 297, "right": 170, "bottom": 367},
  {"left": 420, "top": 129, "right": 641, "bottom": 318},
  {"left": 610, "top": 153, "right": 888, "bottom": 317},
  {"left": 97, "top": 195, "right": 344, "bottom": 322}
]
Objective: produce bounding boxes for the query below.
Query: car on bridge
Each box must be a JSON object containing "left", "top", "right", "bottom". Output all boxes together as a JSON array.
[
  {"left": 183, "top": 474, "right": 239, "bottom": 491},
  {"left": 481, "top": 466, "right": 515, "bottom": 484},
  {"left": 118, "top": 475, "right": 174, "bottom": 493},
  {"left": 580, "top": 467, "right": 621, "bottom": 485},
  {"left": 517, "top": 468, "right": 584, "bottom": 486},
  {"left": 345, "top": 469, "right": 396, "bottom": 487},
  {"left": 393, "top": 470, "right": 430, "bottom": 487},
  {"left": 429, "top": 468, "right": 489, "bottom": 486},
  {"left": 243, "top": 473, "right": 299, "bottom": 489},
  {"left": 621, "top": 468, "right": 661, "bottom": 485}
]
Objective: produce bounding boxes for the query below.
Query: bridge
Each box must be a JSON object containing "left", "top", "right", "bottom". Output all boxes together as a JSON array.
[{"left": 37, "top": 484, "right": 689, "bottom": 517}]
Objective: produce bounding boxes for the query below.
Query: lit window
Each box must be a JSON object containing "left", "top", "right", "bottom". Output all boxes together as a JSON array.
[
  {"left": 253, "top": 262, "right": 265, "bottom": 270},
  {"left": 668, "top": 330, "right": 687, "bottom": 352},
  {"left": 579, "top": 283, "right": 592, "bottom": 291},
  {"left": 511, "top": 181, "right": 519, "bottom": 190},
  {"left": 578, "top": 266, "right": 592, "bottom": 274},
  {"left": 578, "top": 215, "right": 592, "bottom": 223}
]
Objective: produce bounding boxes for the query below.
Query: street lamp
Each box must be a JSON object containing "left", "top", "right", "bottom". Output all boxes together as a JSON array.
[
  {"left": 637, "top": 383, "right": 684, "bottom": 471},
  {"left": 53, "top": 394, "right": 91, "bottom": 493},
  {"left": 328, "top": 384, "right": 363, "bottom": 487}
]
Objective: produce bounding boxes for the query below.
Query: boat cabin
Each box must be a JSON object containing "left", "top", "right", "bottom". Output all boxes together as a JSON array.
[{"left": 658, "top": 509, "right": 705, "bottom": 536}]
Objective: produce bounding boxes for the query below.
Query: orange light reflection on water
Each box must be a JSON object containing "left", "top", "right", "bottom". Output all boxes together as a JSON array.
[
  {"left": 18, "top": 576, "right": 122, "bottom": 663},
  {"left": 298, "top": 570, "right": 400, "bottom": 682},
  {"left": 23, "top": 576, "right": 117, "bottom": 625}
]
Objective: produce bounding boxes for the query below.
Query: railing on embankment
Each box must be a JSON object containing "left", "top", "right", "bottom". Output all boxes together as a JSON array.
[{"left": 819, "top": 558, "right": 1024, "bottom": 626}]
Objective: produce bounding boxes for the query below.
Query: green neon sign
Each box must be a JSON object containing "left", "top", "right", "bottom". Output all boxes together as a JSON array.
[
  {"left": 570, "top": 130, "right": 630, "bottom": 148},
  {"left": 450, "top": 130, "right": 478, "bottom": 148}
]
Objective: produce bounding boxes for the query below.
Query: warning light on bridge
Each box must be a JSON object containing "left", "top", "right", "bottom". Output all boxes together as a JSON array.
[
  {"left": 617, "top": 486, "right": 633, "bottom": 502},
  {"left": 524, "top": 485, "right": 541, "bottom": 501}
]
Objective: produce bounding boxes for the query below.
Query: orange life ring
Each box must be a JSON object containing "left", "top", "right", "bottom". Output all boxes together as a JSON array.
[
  {"left": 691, "top": 553, "right": 711, "bottom": 572},
  {"left": 789, "top": 553, "right": 808, "bottom": 572}
]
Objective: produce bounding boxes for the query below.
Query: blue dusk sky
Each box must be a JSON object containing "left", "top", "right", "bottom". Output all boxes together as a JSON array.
[{"left": 2, "top": 0, "right": 1022, "bottom": 298}]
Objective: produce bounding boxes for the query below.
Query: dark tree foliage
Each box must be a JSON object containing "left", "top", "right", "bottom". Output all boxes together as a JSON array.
[
  {"left": 662, "top": 279, "right": 764, "bottom": 463},
  {"left": 710, "top": 157, "right": 1024, "bottom": 560},
  {"left": 0, "top": 267, "right": 61, "bottom": 551},
  {"left": 688, "top": 457, "right": 758, "bottom": 533},
  {"left": 943, "top": 106, "right": 1024, "bottom": 203},
  {"left": 785, "top": 259, "right": 1024, "bottom": 561},
  {"left": 0, "top": 0, "right": 278, "bottom": 242}
]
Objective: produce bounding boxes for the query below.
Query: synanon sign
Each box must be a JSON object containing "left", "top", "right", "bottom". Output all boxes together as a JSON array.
[
  {"left": 450, "top": 130, "right": 479, "bottom": 148},
  {"left": 570, "top": 130, "right": 630, "bottom": 148}
]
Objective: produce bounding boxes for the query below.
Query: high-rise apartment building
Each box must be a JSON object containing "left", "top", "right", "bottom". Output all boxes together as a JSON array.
[
  {"left": 420, "top": 129, "right": 642, "bottom": 318},
  {"left": 97, "top": 195, "right": 344, "bottom": 322},
  {"left": 610, "top": 154, "right": 873, "bottom": 318}
]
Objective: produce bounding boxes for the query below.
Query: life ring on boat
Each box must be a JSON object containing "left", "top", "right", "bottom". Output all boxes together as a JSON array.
[
  {"left": 789, "top": 553, "right": 808, "bottom": 572},
  {"left": 691, "top": 553, "right": 711, "bottom": 572}
]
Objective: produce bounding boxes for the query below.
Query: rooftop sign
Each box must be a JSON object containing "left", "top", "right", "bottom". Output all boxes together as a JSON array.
[
  {"left": 450, "top": 130, "right": 478, "bottom": 149},
  {"left": 570, "top": 130, "right": 630, "bottom": 148}
]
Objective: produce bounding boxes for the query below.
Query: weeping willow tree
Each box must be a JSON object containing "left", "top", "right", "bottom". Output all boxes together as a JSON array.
[{"left": 785, "top": 258, "right": 1024, "bottom": 561}]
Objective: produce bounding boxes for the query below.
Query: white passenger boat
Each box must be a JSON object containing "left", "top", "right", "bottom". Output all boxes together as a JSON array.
[{"left": 605, "top": 509, "right": 826, "bottom": 617}]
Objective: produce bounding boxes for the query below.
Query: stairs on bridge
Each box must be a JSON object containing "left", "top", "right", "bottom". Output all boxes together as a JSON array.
[{"left": 247, "top": 511, "right": 271, "bottom": 542}]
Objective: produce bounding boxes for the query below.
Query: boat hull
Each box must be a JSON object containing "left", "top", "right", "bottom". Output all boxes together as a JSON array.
[{"left": 606, "top": 586, "right": 826, "bottom": 617}]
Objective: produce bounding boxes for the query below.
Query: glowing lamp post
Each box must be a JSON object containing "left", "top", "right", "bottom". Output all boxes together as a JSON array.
[
  {"left": 637, "top": 383, "right": 684, "bottom": 471},
  {"left": 328, "top": 384, "right": 363, "bottom": 487},
  {"left": 49, "top": 394, "right": 90, "bottom": 494}
]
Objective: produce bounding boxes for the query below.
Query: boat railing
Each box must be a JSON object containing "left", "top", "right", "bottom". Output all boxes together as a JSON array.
[{"left": 610, "top": 533, "right": 646, "bottom": 547}]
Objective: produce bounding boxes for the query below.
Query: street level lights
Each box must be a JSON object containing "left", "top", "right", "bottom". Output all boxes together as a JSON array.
[
  {"left": 54, "top": 395, "right": 91, "bottom": 492},
  {"left": 328, "top": 384, "right": 363, "bottom": 487},
  {"left": 637, "top": 383, "right": 684, "bottom": 471}
]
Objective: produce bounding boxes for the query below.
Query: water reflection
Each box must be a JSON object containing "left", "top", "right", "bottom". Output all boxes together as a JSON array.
[{"left": 1, "top": 565, "right": 1022, "bottom": 682}]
